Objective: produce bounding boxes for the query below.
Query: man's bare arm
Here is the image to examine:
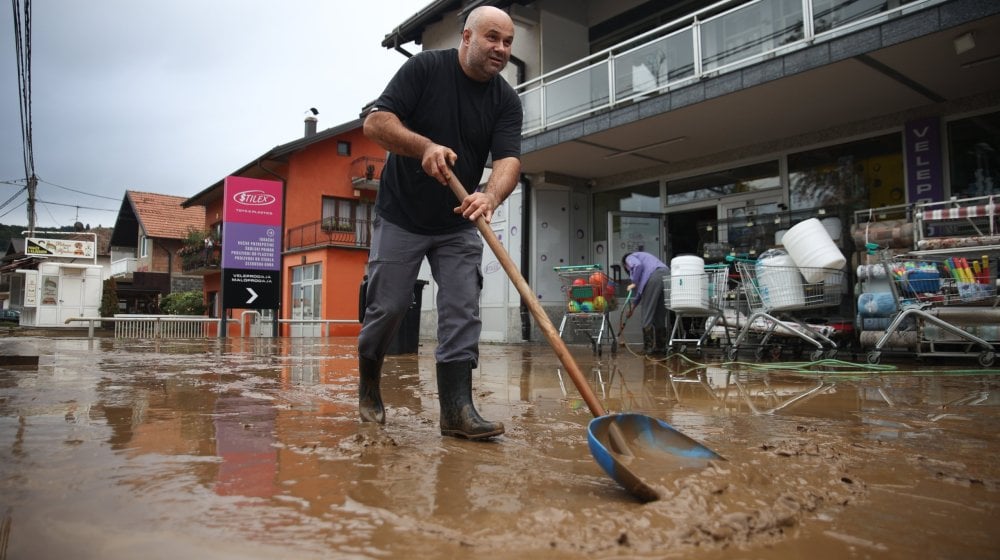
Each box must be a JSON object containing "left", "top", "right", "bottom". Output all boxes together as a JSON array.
[
  {"left": 455, "top": 156, "right": 521, "bottom": 223},
  {"left": 363, "top": 110, "right": 456, "bottom": 185}
]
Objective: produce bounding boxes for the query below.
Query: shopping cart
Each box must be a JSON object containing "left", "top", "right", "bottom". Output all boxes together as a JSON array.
[
  {"left": 554, "top": 265, "right": 619, "bottom": 356},
  {"left": 864, "top": 247, "right": 998, "bottom": 367},
  {"left": 727, "top": 258, "right": 845, "bottom": 361},
  {"left": 665, "top": 263, "right": 735, "bottom": 356}
]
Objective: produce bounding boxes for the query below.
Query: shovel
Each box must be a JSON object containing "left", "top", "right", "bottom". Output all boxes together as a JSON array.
[{"left": 447, "top": 175, "right": 722, "bottom": 502}]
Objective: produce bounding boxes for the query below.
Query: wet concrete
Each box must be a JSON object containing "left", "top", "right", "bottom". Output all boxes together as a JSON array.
[{"left": 0, "top": 336, "right": 998, "bottom": 559}]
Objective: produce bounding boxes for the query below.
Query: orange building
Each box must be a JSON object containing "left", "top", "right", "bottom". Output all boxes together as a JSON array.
[{"left": 183, "top": 116, "right": 384, "bottom": 337}]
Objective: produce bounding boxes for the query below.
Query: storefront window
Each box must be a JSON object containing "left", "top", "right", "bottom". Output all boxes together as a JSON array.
[
  {"left": 948, "top": 110, "right": 1000, "bottom": 199},
  {"left": 666, "top": 161, "right": 780, "bottom": 206},
  {"left": 593, "top": 181, "right": 659, "bottom": 244},
  {"left": 40, "top": 275, "right": 58, "bottom": 305},
  {"left": 788, "top": 133, "right": 902, "bottom": 211}
]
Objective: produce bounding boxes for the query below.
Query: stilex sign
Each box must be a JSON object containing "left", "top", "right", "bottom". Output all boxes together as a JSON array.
[{"left": 221, "top": 176, "right": 282, "bottom": 310}]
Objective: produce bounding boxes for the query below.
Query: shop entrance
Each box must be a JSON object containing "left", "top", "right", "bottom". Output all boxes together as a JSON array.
[{"left": 665, "top": 207, "right": 717, "bottom": 261}]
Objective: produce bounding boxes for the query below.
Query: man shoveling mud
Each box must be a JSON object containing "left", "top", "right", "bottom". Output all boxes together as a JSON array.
[{"left": 357, "top": 6, "right": 523, "bottom": 439}]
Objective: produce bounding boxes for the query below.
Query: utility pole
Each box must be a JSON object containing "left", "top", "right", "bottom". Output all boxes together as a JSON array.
[{"left": 26, "top": 173, "right": 37, "bottom": 236}]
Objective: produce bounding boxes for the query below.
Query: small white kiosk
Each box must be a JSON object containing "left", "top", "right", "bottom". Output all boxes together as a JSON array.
[{"left": 13, "top": 233, "right": 104, "bottom": 327}]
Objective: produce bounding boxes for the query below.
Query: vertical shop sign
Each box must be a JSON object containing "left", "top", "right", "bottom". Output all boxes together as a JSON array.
[
  {"left": 222, "top": 177, "right": 283, "bottom": 309},
  {"left": 904, "top": 117, "right": 944, "bottom": 204}
]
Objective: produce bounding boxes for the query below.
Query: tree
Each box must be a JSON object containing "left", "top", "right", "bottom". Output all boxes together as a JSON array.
[
  {"left": 100, "top": 277, "right": 119, "bottom": 328},
  {"left": 159, "top": 291, "right": 206, "bottom": 315}
]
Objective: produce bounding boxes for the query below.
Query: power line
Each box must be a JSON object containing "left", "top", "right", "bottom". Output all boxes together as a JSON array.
[
  {"left": 42, "top": 201, "right": 59, "bottom": 225},
  {"left": 0, "top": 200, "right": 26, "bottom": 219},
  {"left": 0, "top": 187, "right": 27, "bottom": 212},
  {"left": 12, "top": 0, "right": 35, "bottom": 232},
  {"left": 35, "top": 198, "right": 118, "bottom": 213},
  {"left": 37, "top": 177, "right": 121, "bottom": 201},
  {"left": 12, "top": 0, "right": 33, "bottom": 177}
]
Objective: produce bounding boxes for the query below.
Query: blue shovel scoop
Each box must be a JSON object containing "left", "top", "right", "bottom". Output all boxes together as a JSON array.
[{"left": 447, "top": 176, "right": 721, "bottom": 501}]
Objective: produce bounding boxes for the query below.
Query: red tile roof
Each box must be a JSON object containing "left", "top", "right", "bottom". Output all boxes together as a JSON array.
[
  {"left": 127, "top": 191, "right": 205, "bottom": 240},
  {"left": 63, "top": 227, "right": 113, "bottom": 256}
]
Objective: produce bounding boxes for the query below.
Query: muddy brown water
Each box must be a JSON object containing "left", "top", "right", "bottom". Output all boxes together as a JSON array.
[{"left": 0, "top": 336, "right": 997, "bottom": 559}]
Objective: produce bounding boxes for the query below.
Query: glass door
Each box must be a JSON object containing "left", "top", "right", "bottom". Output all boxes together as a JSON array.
[
  {"left": 606, "top": 211, "right": 665, "bottom": 282},
  {"left": 718, "top": 192, "right": 785, "bottom": 257}
]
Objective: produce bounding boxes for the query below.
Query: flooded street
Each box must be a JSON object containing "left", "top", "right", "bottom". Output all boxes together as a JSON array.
[{"left": 1, "top": 336, "right": 998, "bottom": 559}]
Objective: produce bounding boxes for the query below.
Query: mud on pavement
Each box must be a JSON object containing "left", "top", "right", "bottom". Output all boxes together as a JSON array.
[{"left": 1, "top": 336, "right": 998, "bottom": 559}]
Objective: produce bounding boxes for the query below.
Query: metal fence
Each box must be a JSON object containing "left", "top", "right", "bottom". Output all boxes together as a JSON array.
[
  {"left": 65, "top": 315, "right": 229, "bottom": 339},
  {"left": 65, "top": 314, "right": 358, "bottom": 339}
]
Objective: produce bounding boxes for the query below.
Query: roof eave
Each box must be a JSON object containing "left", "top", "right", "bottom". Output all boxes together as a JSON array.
[{"left": 182, "top": 118, "right": 365, "bottom": 209}]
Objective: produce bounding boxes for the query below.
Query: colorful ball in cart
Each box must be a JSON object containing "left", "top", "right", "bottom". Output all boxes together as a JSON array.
[
  {"left": 593, "top": 296, "right": 607, "bottom": 312},
  {"left": 567, "top": 300, "right": 581, "bottom": 313},
  {"left": 589, "top": 272, "right": 607, "bottom": 296},
  {"left": 579, "top": 301, "right": 595, "bottom": 312}
]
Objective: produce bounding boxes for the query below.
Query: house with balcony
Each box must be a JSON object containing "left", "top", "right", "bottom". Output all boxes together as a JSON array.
[
  {"left": 182, "top": 116, "right": 385, "bottom": 337},
  {"left": 108, "top": 191, "right": 206, "bottom": 313},
  {"left": 381, "top": 0, "right": 1000, "bottom": 344}
]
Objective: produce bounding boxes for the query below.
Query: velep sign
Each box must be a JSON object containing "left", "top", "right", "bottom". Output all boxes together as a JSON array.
[
  {"left": 222, "top": 176, "right": 283, "bottom": 310},
  {"left": 904, "top": 117, "right": 944, "bottom": 204}
]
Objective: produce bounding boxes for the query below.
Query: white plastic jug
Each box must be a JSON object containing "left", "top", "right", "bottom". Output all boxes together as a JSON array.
[
  {"left": 670, "top": 255, "right": 708, "bottom": 311},
  {"left": 781, "top": 218, "right": 846, "bottom": 282},
  {"left": 755, "top": 253, "right": 805, "bottom": 310}
]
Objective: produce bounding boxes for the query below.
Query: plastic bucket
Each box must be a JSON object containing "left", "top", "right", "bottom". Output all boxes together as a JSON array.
[
  {"left": 670, "top": 255, "right": 707, "bottom": 311},
  {"left": 820, "top": 216, "right": 842, "bottom": 241},
  {"left": 755, "top": 254, "right": 805, "bottom": 310},
  {"left": 781, "top": 218, "right": 846, "bottom": 282}
]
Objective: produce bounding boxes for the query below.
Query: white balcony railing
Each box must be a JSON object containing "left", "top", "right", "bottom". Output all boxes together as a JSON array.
[
  {"left": 110, "top": 257, "right": 137, "bottom": 277},
  {"left": 517, "top": 0, "right": 944, "bottom": 135}
]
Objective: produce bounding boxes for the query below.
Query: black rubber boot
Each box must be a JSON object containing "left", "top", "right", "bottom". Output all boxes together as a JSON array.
[
  {"left": 359, "top": 355, "right": 385, "bottom": 424},
  {"left": 652, "top": 327, "right": 669, "bottom": 356},
  {"left": 641, "top": 327, "right": 655, "bottom": 355},
  {"left": 436, "top": 361, "right": 504, "bottom": 440}
]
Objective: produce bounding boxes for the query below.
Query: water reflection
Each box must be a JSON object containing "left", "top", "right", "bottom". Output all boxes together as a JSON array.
[
  {"left": 214, "top": 395, "right": 277, "bottom": 498},
  {"left": 550, "top": 353, "right": 999, "bottom": 435},
  {"left": 2, "top": 336, "right": 998, "bottom": 559}
]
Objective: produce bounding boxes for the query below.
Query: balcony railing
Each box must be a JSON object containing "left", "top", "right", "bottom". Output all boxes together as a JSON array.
[
  {"left": 516, "top": 0, "right": 940, "bottom": 135},
  {"left": 180, "top": 246, "right": 221, "bottom": 275},
  {"left": 350, "top": 156, "right": 385, "bottom": 191},
  {"left": 110, "top": 257, "right": 137, "bottom": 277},
  {"left": 286, "top": 216, "right": 372, "bottom": 251}
]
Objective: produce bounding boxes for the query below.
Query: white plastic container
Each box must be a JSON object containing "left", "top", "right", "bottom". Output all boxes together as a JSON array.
[
  {"left": 670, "top": 255, "right": 708, "bottom": 311},
  {"left": 755, "top": 253, "right": 805, "bottom": 310},
  {"left": 781, "top": 218, "right": 847, "bottom": 282},
  {"left": 820, "top": 216, "right": 842, "bottom": 241}
]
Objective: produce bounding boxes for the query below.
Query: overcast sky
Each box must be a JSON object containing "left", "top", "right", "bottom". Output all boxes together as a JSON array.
[{"left": 1, "top": 0, "right": 431, "bottom": 230}]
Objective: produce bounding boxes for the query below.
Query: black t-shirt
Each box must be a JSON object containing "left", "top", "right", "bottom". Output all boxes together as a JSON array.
[{"left": 372, "top": 48, "right": 523, "bottom": 235}]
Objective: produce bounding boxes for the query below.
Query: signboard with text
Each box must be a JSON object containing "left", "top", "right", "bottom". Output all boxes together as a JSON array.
[
  {"left": 223, "top": 269, "right": 279, "bottom": 309},
  {"left": 904, "top": 117, "right": 944, "bottom": 204},
  {"left": 26, "top": 237, "right": 95, "bottom": 259},
  {"left": 222, "top": 176, "right": 283, "bottom": 310}
]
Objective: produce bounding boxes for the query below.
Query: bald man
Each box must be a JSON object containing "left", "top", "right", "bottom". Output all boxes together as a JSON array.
[{"left": 358, "top": 7, "right": 523, "bottom": 439}]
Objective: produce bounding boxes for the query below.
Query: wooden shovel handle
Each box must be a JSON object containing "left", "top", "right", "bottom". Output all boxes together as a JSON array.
[{"left": 447, "top": 175, "right": 607, "bottom": 418}]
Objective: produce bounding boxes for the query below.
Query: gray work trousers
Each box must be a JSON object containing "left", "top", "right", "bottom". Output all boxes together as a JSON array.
[
  {"left": 358, "top": 216, "right": 484, "bottom": 365},
  {"left": 639, "top": 267, "right": 669, "bottom": 329}
]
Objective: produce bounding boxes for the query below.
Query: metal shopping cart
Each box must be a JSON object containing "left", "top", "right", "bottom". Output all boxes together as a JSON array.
[
  {"left": 665, "top": 263, "right": 735, "bottom": 356},
  {"left": 864, "top": 247, "right": 998, "bottom": 367},
  {"left": 727, "top": 257, "right": 845, "bottom": 361},
  {"left": 554, "top": 265, "right": 619, "bottom": 356}
]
